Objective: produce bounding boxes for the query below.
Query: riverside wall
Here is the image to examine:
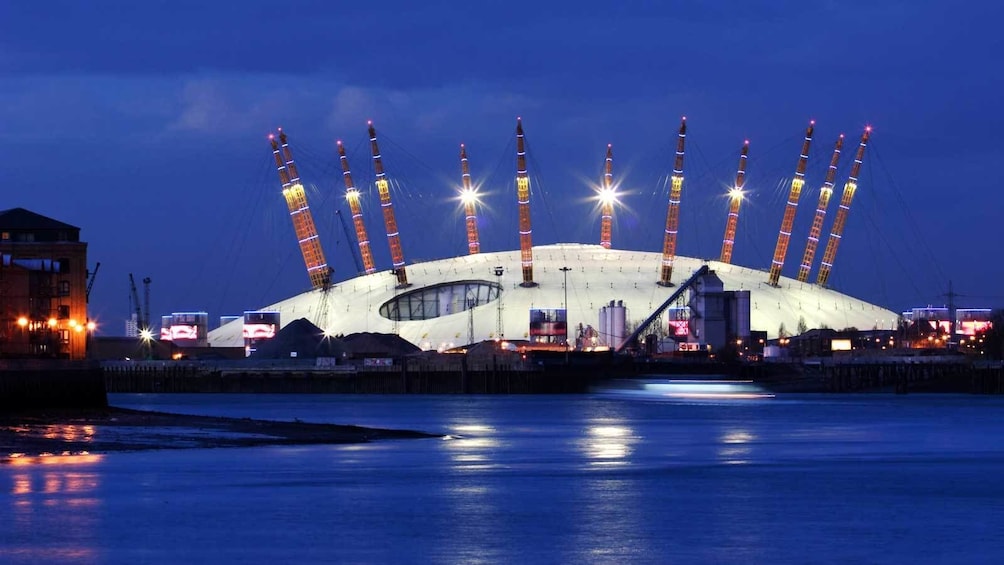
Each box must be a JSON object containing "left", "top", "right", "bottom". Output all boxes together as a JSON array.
[{"left": 99, "top": 356, "right": 1004, "bottom": 395}]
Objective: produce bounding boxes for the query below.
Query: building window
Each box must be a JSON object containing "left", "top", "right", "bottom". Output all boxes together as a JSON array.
[
  {"left": 59, "top": 329, "right": 70, "bottom": 344},
  {"left": 379, "top": 280, "right": 502, "bottom": 321},
  {"left": 1, "top": 232, "right": 8, "bottom": 240},
  {"left": 58, "top": 280, "right": 71, "bottom": 296},
  {"left": 16, "top": 232, "right": 35, "bottom": 242},
  {"left": 58, "top": 258, "right": 70, "bottom": 273},
  {"left": 58, "top": 305, "right": 70, "bottom": 319}
]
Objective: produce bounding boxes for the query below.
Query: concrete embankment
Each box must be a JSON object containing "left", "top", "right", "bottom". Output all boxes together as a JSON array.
[
  {"left": 753, "top": 359, "right": 1004, "bottom": 394},
  {"left": 100, "top": 356, "right": 1004, "bottom": 395},
  {"left": 102, "top": 354, "right": 621, "bottom": 394},
  {"left": 1, "top": 360, "right": 107, "bottom": 410}
]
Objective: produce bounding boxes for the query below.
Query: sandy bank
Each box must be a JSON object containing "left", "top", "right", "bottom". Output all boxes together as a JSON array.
[{"left": 1, "top": 407, "right": 440, "bottom": 458}]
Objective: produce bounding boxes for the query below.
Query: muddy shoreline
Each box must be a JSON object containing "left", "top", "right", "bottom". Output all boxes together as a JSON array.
[{"left": 1, "top": 407, "right": 440, "bottom": 458}]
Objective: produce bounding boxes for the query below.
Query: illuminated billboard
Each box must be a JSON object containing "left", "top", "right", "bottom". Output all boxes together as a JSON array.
[
  {"left": 244, "top": 311, "right": 280, "bottom": 356},
  {"left": 243, "top": 323, "right": 277, "bottom": 339},
  {"left": 529, "top": 308, "right": 567, "bottom": 344},
  {"left": 668, "top": 320, "right": 690, "bottom": 337},
  {"left": 170, "top": 312, "right": 209, "bottom": 347},
  {"left": 170, "top": 325, "right": 199, "bottom": 340}
]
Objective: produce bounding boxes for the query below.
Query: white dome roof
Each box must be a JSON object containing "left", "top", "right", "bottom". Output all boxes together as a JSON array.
[{"left": 209, "top": 243, "right": 897, "bottom": 351}]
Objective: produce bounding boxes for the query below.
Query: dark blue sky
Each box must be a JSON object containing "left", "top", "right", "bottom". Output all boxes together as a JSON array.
[{"left": 3, "top": 1, "right": 1002, "bottom": 334}]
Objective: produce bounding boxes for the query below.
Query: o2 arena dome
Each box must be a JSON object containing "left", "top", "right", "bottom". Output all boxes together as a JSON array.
[
  {"left": 208, "top": 120, "right": 895, "bottom": 351},
  {"left": 209, "top": 244, "right": 896, "bottom": 352}
]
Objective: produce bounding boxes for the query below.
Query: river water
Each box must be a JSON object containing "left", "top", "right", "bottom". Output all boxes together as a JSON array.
[{"left": 3, "top": 391, "right": 1004, "bottom": 564}]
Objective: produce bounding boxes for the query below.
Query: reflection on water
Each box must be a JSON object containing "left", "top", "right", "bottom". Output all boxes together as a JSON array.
[
  {"left": 2, "top": 394, "right": 1003, "bottom": 563},
  {"left": 3, "top": 453, "right": 103, "bottom": 564},
  {"left": 40, "top": 425, "right": 96, "bottom": 443},
  {"left": 444, "top": 423, "right": 501, "bottom": 470},
  {"left": 5, "top": 453, "right": 101, "bottom": 466},
  {"left": 718, "top": 428, "right": 755, "bottom": 465},
  {"left": 579, "top": 422, "right": 636, "bottom": 467}
]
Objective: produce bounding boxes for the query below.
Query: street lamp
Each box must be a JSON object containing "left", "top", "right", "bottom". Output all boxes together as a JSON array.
[
  {"left": 493, "top": 266, "right": 504, "bottom": 339},
  {"left": 560, "top": 266, "right": 572, "bottom": 361}
]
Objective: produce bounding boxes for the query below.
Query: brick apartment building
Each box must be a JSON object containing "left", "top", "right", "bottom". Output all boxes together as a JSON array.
[{"left": 0, "top": 208, "right": 89, "bottom": 359}]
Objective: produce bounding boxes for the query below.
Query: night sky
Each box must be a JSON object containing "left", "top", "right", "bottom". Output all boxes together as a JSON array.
[{"left": 3, "top": 1, "right": 1002, "bottom": 335}]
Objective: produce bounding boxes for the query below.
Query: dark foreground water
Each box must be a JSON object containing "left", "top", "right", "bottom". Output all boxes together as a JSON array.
[{"left": 3, "top": 392, "right": 1004, "bottom": 564}]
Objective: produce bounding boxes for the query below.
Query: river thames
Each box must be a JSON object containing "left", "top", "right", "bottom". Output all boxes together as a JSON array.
[{"left": 3, "top": 392, "right": 1003, "bottom": 564}]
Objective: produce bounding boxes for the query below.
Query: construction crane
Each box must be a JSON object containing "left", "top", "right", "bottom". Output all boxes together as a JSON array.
[
  {"left": 719, "top": 141, "right": 750, "bottom": 264},
  {"left": 367, "top": 121, "right": 409, "bottom": 287},
  {"left": 659, "top": 117, "right": 687, "bottom": 286},
  {"left": 337, "top": 140, "right": 376, "bottom": 274},
  {"left": 269, "top": 129, "right": 331, "bottom": 290},
  {"left": 598, "top": 144, "right": 615, "bottom": 249},
  {"left": 768, "top": 121, "right": 815, "bottom": 286},
  {"left": 817, "top": 126, "right": 872, "bottom": 287},
  {"left": 85, "top": 262, "right": 101, "bottom": 303},
  {"left": 459, "top": 143, "right": 481, "bottom": 254},
  {"left": 797, "top": 135, "right": 845, "bottom": 282},
  {"left": 335, "top": 209, "right": 365, "bottom": 275},
  {"left": 515, "top": 117, "right": 536, "bottom": 287},
  {"left": 128, "top": 273, "right": 149, "bottom": 335},
  {"left": 143, "top": 277, "right": 151, "bottom": 332}
]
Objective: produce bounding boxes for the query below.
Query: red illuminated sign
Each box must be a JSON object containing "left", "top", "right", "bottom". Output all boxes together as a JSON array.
[
  {"left": 669, "top": 320, "right": 689, "bottom": 337},
  {"left": 170, "top": 325, "right": 199, "bottom": 340},
  {"left": 243, "top": 323, "right": 277, "bottom": 339}
]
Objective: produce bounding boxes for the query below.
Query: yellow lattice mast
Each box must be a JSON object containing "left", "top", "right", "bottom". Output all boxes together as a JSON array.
[
  {"left": 337, "top": 140, "right": 376, "bottom": 274},
  {"left": 768, "top": 121, "right": 815, "bottom": 286},
  {"left": 796, "top": 135, "right": 844, "bottom": 282},
  {"left": 598, "top": 144, "right": 614, "bottom": 249},
  {"left": 459, "top": 144, "right": 481, "bottom": 254},
  {"left": 269, "top": 129, "right": 330, "bottom": 289},
  {"left": 816, "top": 126, "right": 872, "bottom": 287},
  {"left": 515, "top": 118, "right": 536, "bottom": 287},
  {"left": 659, "top": 117, "right": 687, "bottom": 286},
  {"left": 367, "top": 121, "right": 409, "bottom": 288},
  {"left": 719, "top": 140, "right": 750, "bottom": 264}
]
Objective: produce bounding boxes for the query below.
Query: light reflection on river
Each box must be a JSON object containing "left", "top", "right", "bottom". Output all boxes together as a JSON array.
[{"left": 2, "top": 393, "right": 1004, "bottom": 564}]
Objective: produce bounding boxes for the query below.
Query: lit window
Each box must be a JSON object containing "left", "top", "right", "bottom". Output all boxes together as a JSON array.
[{"left": 379, "top": 280, "right": 502, "bottom": 321}]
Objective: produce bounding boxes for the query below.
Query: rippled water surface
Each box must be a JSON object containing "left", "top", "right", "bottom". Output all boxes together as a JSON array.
[{"left": 3, "top": 393, "right": 1004, "bottom": 564}]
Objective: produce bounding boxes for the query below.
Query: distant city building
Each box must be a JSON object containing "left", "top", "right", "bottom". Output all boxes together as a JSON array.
[
  {"left": 0, "top": 208, "right": 89, "bottom": 359},
  {"left": 125, "top": 313, "right": 139, "bottom": 338},
  {"left": 902, "top": 307, "right": 993, "bottom": 337},
  {"left": 687, "top": 271, "right": 751, "bottom": 352}
]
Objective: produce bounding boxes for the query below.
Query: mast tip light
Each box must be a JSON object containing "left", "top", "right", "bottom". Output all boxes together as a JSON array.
[
  {"left": 810, "top": 119, "right": 816, "bottom": 125},
  {"left": 865, "top": 125, "right": 873, "bottom": 132}
]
